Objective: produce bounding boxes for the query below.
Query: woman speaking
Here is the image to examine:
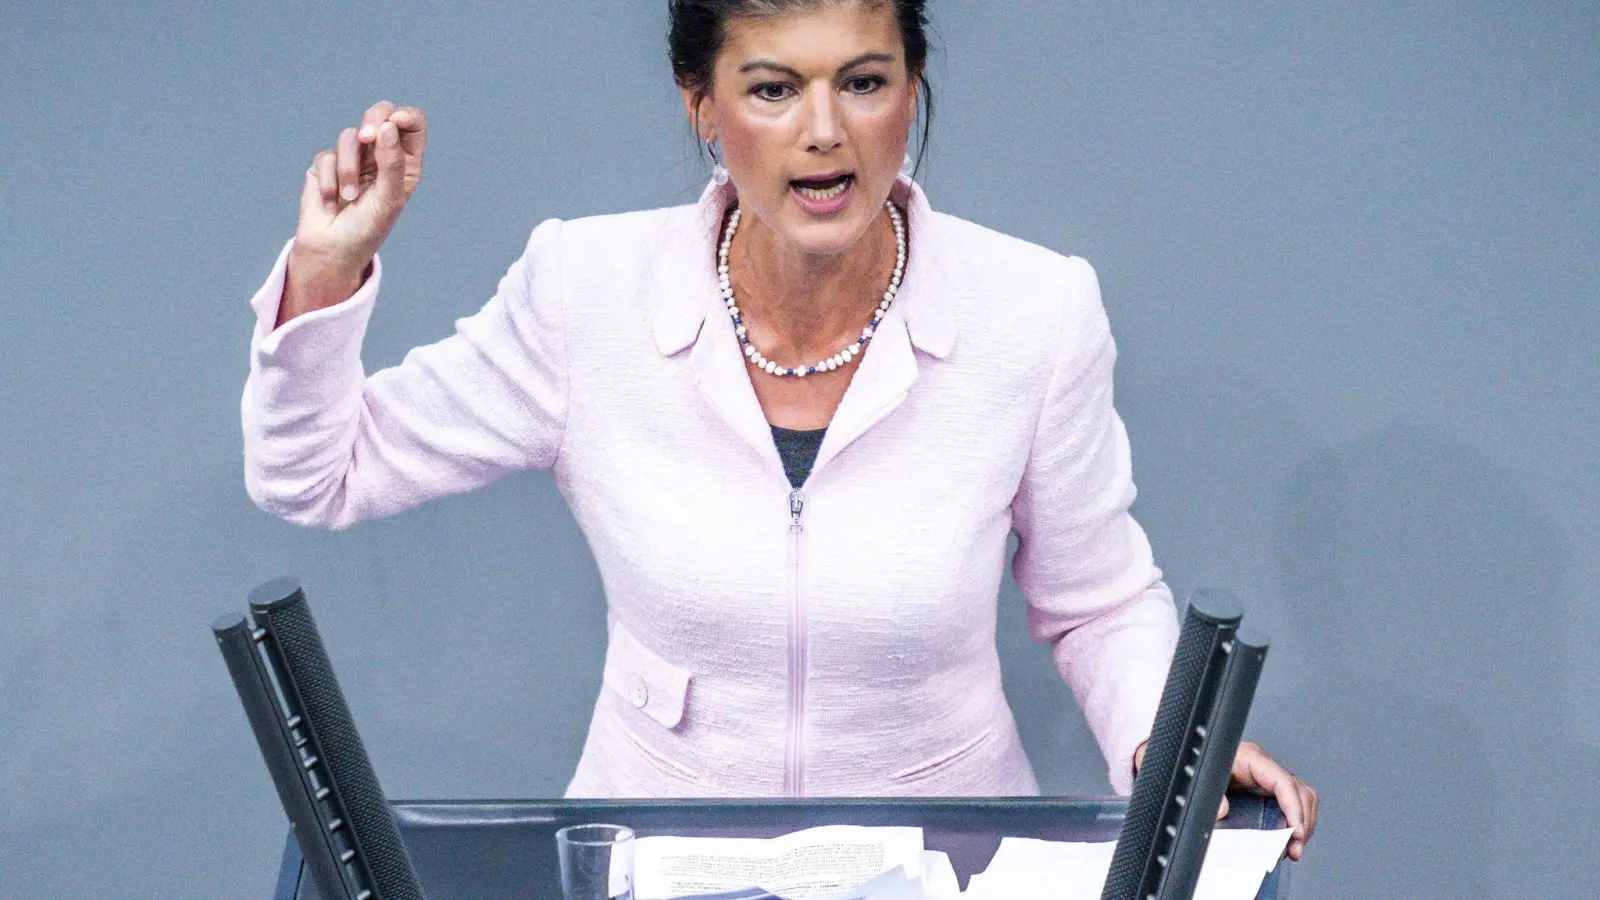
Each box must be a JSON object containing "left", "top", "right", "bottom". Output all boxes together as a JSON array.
[{"left": 242, "top": 0, "right": 1317, "bottom": 860}]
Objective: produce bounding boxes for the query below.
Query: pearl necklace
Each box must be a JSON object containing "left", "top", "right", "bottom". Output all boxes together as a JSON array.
[{"left": 718, "top": 201, "right": 906, "bottom": 378}]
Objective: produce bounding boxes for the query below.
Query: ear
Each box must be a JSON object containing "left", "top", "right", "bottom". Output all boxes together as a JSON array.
[{"left": 681, "top": 87, "right": 717, "bottom": 144}]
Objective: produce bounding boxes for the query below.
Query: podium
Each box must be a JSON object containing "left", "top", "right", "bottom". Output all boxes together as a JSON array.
[{"left": 270, "top": 795, "right": 1291, "bottom": 899}]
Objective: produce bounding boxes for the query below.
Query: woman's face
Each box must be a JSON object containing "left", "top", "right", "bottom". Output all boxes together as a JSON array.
[{"left": 686, "top": 2, "right": 918, "bottom": 258}]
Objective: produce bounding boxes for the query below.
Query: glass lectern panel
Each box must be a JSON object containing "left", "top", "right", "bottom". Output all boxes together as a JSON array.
[{"left": 271, "top": 796, "right": 1291, "bottom": 900}]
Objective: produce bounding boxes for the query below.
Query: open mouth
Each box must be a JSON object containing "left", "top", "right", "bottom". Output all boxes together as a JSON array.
[{"left": 791, "top": 174, "right": 854, "bottom": 201}]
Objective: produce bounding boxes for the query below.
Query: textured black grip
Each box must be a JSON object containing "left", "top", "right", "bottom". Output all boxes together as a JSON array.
[
  {"left": 1101, "top": 589, "right": 1242, "bottom": 900},
  {"left": 1162, "top": 628, "right": 1270, "bottom": 896},
  {"left": 213, "top": 612, "right": 352, "bottom": 900},
  {"left": 249, "top": 577, "right": 426, "bottom": 900}
]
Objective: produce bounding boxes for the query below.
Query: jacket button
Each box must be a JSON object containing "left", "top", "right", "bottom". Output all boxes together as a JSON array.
[{"left": 630, "top": 675, "right": 649, "bottom": 709}]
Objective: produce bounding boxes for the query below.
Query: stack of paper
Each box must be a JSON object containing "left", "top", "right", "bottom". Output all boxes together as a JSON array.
[
  {"left": 634, "top": 825, "right": 958, "bottom": 900},
  {"left": 632, "top": 823, "right": 1289, "bottom": 900}
]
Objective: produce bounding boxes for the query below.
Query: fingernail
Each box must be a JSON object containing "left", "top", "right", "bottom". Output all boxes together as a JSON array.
[
  {"left": 340, "top": 185, "right": 358, "bottom": 201},
  {"left": 359, "top": 124, "right": 375, "bottom": 140},
  {"left": 379, "top": 124, "right": 398, "bottom": 147}
]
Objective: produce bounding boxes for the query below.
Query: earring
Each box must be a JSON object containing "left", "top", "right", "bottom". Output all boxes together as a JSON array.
[
  {"left": 899, "top": 153, "right": 916, "bottom": 179},
  {"left": 707, "top": 141, "right": 730, "bottom": 186}
]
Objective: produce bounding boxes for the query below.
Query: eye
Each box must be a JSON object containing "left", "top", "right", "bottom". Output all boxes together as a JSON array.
[
  {"left": 752, "top": 82, "right": 794, "bottom": 102},
  {"left": 844, "top": 75, "right": 886, "bottom": 94}
]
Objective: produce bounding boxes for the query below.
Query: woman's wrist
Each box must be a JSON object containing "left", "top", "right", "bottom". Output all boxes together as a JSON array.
[{"left": 279, "top": 247, "right": 371, "bottom": 328}]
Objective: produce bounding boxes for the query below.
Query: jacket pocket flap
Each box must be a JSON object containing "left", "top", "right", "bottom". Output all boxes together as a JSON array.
[{"left": 602, "top": 621, "right": 692, "bottom": 729}]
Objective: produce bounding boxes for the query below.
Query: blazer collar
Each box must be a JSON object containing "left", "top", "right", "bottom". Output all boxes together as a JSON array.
[{"left": 649, "top": 174, "right": 957, "bottom": 360}]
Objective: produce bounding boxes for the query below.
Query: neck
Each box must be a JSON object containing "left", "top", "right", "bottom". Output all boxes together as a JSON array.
[{"left": 729, "top": 205, "right": 897, "bottom": 363}]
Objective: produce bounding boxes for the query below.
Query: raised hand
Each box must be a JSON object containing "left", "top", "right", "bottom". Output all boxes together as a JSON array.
[{"left": 279, "top": 102, "right": 428, "bottom": 326}]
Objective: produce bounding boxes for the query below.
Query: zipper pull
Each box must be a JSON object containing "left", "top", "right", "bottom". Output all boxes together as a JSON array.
[{"left": 789, "top": 489, "right": 805, "bottom": 532}]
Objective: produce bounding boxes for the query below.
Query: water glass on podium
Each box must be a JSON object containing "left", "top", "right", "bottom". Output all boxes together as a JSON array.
[{"left": 557, "top": 823, "right": 636, "bottom": 900}]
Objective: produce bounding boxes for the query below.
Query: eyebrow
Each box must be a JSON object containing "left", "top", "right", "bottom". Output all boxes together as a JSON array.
[{"left": 738, "top": 52, "right": 898, "bottom": 79}]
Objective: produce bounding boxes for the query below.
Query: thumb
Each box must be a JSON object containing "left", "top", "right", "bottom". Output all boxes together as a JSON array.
[
  {"left": 368, "top": 121, "right": 408, "bottom": 218},
  {"left": 298, "top": 156, "right": 335, "bottom": 227},
  {"left": 1216, "top": 795, "right": 1230, "bottom": 820}
]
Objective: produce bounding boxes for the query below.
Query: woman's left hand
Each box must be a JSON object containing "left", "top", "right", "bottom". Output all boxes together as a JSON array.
[
  {"left": 1133, "top": 739, "right": 1319, "bottom": 860},
  {"left": 1220, "top": 741, "right": 1318, "bottom": 861}
]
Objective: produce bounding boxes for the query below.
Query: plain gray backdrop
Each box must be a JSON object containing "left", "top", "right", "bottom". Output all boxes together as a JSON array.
[{"left": 2, "top": 3, "right": 1596, "bottom": 898}]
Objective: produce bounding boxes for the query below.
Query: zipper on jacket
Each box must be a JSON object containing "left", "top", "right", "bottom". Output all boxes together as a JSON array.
[{"left": 784, "top": 488, "right": 807, "bottom": 797}]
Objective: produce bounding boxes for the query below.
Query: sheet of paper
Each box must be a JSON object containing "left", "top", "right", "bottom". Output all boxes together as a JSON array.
[
  {"left": 964, "top": 828, "right": 1292, "bottom": 900},
  {"left": 1192, "top": 828, "right": 1293, "bottom": 900},
  {"left": 918, "top": 851, "right": 959, "bottom": 900},
  {"left": 664, "top": 866, "right": 927, "bottom": 900},
  {"left": 633, "top": 825, "right": 927, "bottom": 900},
  {"left": 814, "top": 856, "right": 956, "bottom": 900},
  {"left": 816, "top": 865, "right": 916, "bottom": 900},
  {"left": 964, "top": 837, "right": 1112, "bottom": 900},
  {"left": 810, "top": 853, "right": 957, "bottom": 900}
]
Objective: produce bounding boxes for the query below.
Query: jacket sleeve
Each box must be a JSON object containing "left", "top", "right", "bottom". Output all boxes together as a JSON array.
[
  {"left": 241, "top": 219, "right": 568, "bottom": 530},
  {"left": 1010, "top": 255, "right": 1178, "bottom": 795}
]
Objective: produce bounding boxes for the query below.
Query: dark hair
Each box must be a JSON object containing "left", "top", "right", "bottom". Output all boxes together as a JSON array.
[{"left": 668, "top": 0, "right": 935, "bottom": 175}]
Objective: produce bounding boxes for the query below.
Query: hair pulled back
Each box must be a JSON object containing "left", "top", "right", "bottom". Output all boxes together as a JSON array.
[{"left": 668, "top": 0, "right": 934, "bottom": 174}]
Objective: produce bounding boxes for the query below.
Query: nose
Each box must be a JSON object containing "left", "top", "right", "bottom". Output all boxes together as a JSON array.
[{"left": 801, "top": 87, "right": 844, "bottom": 153}]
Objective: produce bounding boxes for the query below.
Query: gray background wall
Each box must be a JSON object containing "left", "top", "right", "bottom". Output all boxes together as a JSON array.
[{"left": 1, "top": 3, "right": 1595, "bottom": 898}]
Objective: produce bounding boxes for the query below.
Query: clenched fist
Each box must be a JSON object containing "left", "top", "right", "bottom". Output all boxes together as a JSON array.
[{"left": 278, "top": 102, "right": 428, "bottom": 327}]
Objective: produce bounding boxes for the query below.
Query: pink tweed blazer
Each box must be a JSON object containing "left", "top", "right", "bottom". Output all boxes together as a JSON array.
[{"left": 242, "top": 176, "right": 1177, "bottom": 798}]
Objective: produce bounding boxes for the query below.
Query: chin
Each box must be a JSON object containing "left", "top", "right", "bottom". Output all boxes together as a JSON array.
[{"left": 781, "top": 216, "right": 876, "bottom": 258}]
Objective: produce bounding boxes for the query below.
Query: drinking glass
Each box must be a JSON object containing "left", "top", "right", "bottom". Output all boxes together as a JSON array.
[{"left": 557, "top": 823, "right": 635, "bottom": 900}]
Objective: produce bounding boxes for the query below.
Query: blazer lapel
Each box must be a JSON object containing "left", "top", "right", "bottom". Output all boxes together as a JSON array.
[
  {"left": 811, "top": 176, "right": 955, "bottom": 476},
  {"left": 810, "top": 302, "right": 917, "bottom": 475},
  {"left": 690, "top": 299, "right": 785, "bottom": 471},
  {"left": 650, "top": 181, "right": 784, "bottom": 469}
]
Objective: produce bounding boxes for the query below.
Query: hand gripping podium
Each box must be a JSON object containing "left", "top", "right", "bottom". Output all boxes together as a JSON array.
[{"left": 216, "top": 579, "right": 1291, "bottom": 900}]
